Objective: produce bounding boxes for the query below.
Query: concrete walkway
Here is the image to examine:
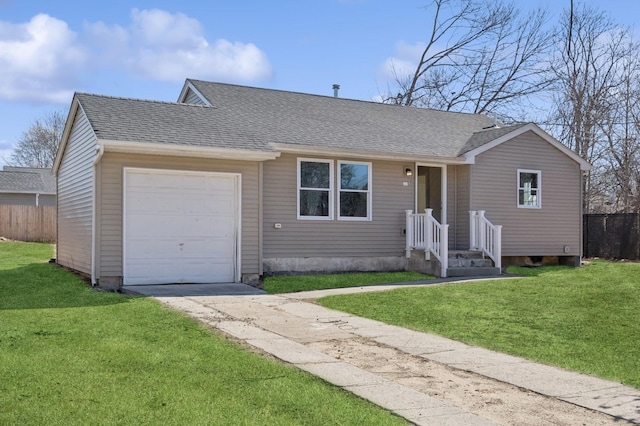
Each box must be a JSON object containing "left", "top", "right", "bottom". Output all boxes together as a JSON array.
[{"left": 125, "top": 282, "right": 640, "bottom": 425}]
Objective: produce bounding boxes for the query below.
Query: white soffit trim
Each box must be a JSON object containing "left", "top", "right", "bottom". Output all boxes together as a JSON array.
[
  {"left": 272, "top": 143, "right": 465, "bottom": 164},
  {"left": 53, "top": 97, "right": 82, "bottom": 174},
  {"left": 176, "top": 80, "right": 212, "bottom": 106},
  {"left": 99, "top": 139, "right": 280, "bottom": 161},
  {"left": 462, "top": 123, "right": 592, "bottom": 171}
]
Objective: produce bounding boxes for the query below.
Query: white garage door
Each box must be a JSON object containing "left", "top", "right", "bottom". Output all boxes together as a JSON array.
[{"left": 124, "top": 168, "right": 239, "bottom": 285}]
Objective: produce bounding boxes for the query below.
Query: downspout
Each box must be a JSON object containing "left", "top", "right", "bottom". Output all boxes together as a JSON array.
[
  {"left": 36, "top": 193, "right": 40, "bottom": 207},
  {"left": 91, "top": 144, "right": 105, "bottom": 286}
]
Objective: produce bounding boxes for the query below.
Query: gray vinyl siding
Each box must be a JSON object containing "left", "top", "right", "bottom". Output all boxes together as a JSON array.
[
  {"left": 470, "top": 131, "right": 582, "bottom": 256},
  {"left": 263, "top": 154, "right": 414, "bottom": 258},
  {"left": 183, "top": 88, "right": 206, "bottom": 105},
  {"left": 97, "top": 153, "right": 261, "bottom": 278},
  {"left": 56, "top": 108, "right": 96, "bottom": 275},
  {"left": 446, "top": 165, "right": 470, "bottom": 250}
]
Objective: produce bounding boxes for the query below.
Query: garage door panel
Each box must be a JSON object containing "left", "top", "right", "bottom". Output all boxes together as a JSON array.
[
  {"left": 127, "top": 215, "right": 185, "bottom": 237},
  {"left": 124, "top": 169, "right": 238, "bottom": 285}
]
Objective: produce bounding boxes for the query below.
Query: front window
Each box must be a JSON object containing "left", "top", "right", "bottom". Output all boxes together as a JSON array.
[
  {"left": 518, "top": 169, "right": 541, "bottom": 208},
  {"left": 298, "top": 159, "right": 333, "bottom": 219},
  {"left": 338, "top": 161, "right": 371, "bottom": 220}
]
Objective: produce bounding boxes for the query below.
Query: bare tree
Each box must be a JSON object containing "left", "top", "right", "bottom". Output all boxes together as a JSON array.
[
  {"left": 385, "top": 0, "right": 553, "bottom": 121},
  {"left": 548, "top": 3, "right": 637, "bottom": 212},
  {"left": 598, "top": 58, "right": 640, "bottom": 213},
  {"left": 9, "top": 111, "right": 65, "bottom": 168}
]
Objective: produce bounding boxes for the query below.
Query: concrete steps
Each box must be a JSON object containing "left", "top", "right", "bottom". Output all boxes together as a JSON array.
[{"left": 447, "top": 250, "right": 501, "bottom": 278}]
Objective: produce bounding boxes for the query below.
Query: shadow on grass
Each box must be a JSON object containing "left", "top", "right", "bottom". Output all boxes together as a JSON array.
[
  {"left": 0, "top": 262, "right": 131, "bottom": 311},
  {"left": 505, "top": 265, "right": 573, "bottom": 277}
]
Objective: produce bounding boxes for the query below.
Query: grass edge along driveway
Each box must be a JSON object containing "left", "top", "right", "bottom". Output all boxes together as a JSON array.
[
  {"left": 318, "top": 261, "right": 640, "bottom": 389},
  {"left": 0, "top": 242, "right": 405, "bottom": 425}
]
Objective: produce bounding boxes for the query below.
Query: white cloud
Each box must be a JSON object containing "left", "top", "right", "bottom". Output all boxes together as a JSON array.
[
  {"left": 86, "top": 8, "right": 272, "bottom": 82},
  {"left": 0, "top": 10, "right": 272, "bottom": 103},
  {"left": 0, "top": 140, "right": 14, "bottom": 166},
  {"left": 0, "top": 14, "right": 86, "bottom": 103},
  {"left": 379, "top": 41, "right": 426, "bottom": 80}
]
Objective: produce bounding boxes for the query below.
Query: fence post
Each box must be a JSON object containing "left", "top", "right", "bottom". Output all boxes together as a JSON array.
[
  {"left": 494, "top": 225, "right": 502, "bottom": 270},
  {"left": 469, "top": 211, "right": 477, "bottom": 250},
  {"left": 405, "top": 210, "right": 413, "bottom": 258},
  {"left": 425, "top": 209, "right": 433, "bottom": 260},
  {"left": 478, "top": 210, "right": 486, "bottom": 253},
  {"left": 441, "top": 224, "right": 449, "bottom": 277}
]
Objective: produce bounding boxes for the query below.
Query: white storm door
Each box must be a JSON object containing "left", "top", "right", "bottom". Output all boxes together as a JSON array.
[{"left": 124, "top": 169, "right": 238, "bottom": 285}]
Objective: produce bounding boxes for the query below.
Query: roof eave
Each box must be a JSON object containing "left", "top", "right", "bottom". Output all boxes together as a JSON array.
[
  {"left": 99, "top": 139, "right": 280, "bottom": 161},
  {"left": 462, "top": 123, "right": 592, "bottom": 171},
  {"left": 271, "top": 143, "right": 467, "bottom": 164},
  {"left": 53, "top": 95, "right": 82, "bottom": 174}
]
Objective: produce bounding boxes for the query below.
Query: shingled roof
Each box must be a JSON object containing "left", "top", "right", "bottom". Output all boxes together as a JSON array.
[
  {"left": 72, "top": 80, "right": 522, "bottom": 160},
  {"left": 187, "top": 79, "right": 499, "bottom": 158},
  {"left": 0, "top": 167, "right": 56, "bottom": 194}
]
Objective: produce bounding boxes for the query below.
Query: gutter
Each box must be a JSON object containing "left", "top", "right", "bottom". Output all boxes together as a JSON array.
[{"left": 90, "top": 144, "right": 105, "bottom": 286}]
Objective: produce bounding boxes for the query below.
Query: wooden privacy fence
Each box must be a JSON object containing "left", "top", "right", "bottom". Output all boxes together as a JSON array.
[
  {"left": 583, "top": 213, "right": 640, "bottom": 260},
  {"left": 0, "top": 205, "right": 56, "bottom": 243}
]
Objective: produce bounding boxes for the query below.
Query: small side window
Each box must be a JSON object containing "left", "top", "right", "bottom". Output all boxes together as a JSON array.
[{"left": 518, "top": 169, "right": 541, "bottom": 208}]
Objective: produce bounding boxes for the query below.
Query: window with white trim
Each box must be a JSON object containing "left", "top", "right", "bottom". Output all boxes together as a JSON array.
[
  {"left": 298, "top": 159, "right": 333, "bottom": 219},
  {"left": 518, "top": 169, "right": 541, "bottom": 208},
  {"left": 338, "top": 161, "right": 372, "bottom": 220}
]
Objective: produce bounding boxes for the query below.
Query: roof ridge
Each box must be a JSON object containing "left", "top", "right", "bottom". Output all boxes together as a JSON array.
[
  {"left": 472, "top": 122, "right": 529, "bottom": 134},
  {"left": 187, "top": 79, "right": 489, "bottom": 117}
]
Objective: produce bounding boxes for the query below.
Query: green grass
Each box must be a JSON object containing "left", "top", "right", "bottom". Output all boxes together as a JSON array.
[
  {"left": 264, "top": 271, "right": 432, "bottom": 294},
  {"left": 317, "top": 261, "right": 640, "bottom": 389},
  {"left": 0, "top": 242, "right": 405, "bottom": 425}
]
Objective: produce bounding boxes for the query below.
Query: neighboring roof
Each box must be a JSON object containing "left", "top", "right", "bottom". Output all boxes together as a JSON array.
[{"left": 0, "top": 167, "right": 56, "bottom": 194}]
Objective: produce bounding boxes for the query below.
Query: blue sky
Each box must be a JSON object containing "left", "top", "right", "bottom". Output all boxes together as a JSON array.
[{"left": 0, "top": 0, "right": 638, "bottom": 165}]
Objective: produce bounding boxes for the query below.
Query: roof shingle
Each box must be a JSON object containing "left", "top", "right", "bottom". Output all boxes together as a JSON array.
[
  {"left": 0, "top": 167, "right": 56, "bottom": 194},
  {"left": 75, "top": 80, "right": 513, "bottom": 159}
]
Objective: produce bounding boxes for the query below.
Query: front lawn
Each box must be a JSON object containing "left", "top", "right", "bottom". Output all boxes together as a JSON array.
[
  {"left": 0, "top": 242, "right": 404, "bottom": 425},
  {"left": 318, "top": 261, "right": 640, "bottom": 389},
  {"left": 264, "top": 271, "right": 432, "bottom": 294}
]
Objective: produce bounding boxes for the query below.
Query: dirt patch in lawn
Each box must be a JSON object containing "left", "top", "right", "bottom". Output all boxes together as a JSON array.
[{"left": 307, "top": 337, "right": 625, "bottom": 425}]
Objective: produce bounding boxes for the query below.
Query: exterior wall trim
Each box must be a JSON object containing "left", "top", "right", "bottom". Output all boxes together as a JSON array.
[
  {"left": 273, "top": 143, "right": 466, "bottom": 165},
  {"left": 100, "top": 140, "right": 279, "bottom": 162}
]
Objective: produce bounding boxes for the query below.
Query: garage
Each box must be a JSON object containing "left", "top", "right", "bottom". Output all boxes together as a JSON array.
[{"left": 123, "top": 168, "right": 240, "bottom": 285}]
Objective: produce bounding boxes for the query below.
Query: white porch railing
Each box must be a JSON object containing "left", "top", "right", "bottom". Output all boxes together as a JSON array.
[
  {"left": 405, "top": 209, "right": 449, "bottom": 277},
  {"left": 469, "top": 210, "right": 502, "bottom": 270}
]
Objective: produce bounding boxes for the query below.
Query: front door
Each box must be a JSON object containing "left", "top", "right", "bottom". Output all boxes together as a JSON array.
[{"left": 417, "top": 166, "right": 443, "bottom": 223}]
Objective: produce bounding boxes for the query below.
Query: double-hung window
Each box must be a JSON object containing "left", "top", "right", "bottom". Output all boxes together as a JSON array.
[
  {"left": 518, "top": 169, "right": 541, "bottom": 208},
  {"left": 338, "top": 161, "right": 371, "bottom": 220},
  {"left": 298, "top": 159, "right": 333, "bottom": 219},
  {"left": 297, "top": 158, "right": 372, "bottom": 220}
]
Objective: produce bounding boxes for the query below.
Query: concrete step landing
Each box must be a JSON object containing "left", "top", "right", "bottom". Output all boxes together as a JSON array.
[
  {"left": 447, "top": 266, "right": 502, "bottom": 277},
  {"left": 447, "top": 250, "right": 501, "bottom": 277}
]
